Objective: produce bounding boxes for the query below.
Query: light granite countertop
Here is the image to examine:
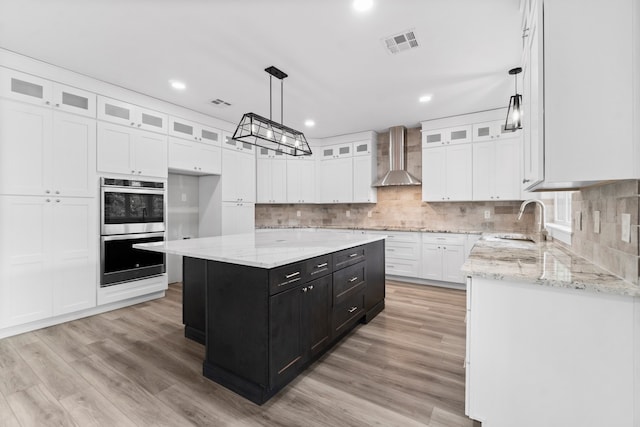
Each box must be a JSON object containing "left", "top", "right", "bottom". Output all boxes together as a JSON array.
[
  {"left": 257, "top": 225, "right": 483, "bottom": 234},
  {"left": 134, "top": 229, "right": 385, "bottom": 269},
  {"left": 462, "top": 234, "right": 640, "bottom": 297}
]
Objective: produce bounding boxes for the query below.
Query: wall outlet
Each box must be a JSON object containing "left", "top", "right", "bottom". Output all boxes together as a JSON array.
[
  {"left": 593, "top": 210, "right": 600, "bottom": 234},
  {"left": 484, "top": 210, "right": 491, "bottom": 219},
  {"left": 367, "top": 210, "right": 372, "bottom": 218},
  {"left": 296, "top": 210, "right": 301, "bottom": 217},
  {"left": 181, "top": 193, "right": 187, "bottom": 202},
  {"left": 621, "top": 213, "right": 631, "bottom": 242},
  {"left": 346, "top": 210, "right": 351, "bottom": 218}
]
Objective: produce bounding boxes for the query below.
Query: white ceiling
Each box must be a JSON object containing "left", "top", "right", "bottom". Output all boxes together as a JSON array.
[{"left": 0, "top": 0, "right": 522, "bottom": 138}]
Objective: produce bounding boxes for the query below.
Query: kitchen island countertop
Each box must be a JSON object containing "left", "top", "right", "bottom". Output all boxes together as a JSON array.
[{"left": 134, "top": 229, "right": 386, "bottom": 269}]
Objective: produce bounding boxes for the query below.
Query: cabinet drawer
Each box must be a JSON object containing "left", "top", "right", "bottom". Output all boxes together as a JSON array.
[
  {"left": 332, "top": 289, "right": 364, "bottom": 337},
  {"left": 269, "top": 261, "right": 305, "bottom": 295},
  {"left": 333, "top": 262, "right": 365, "bottom": 304},
  {"left": 384, "top": 231, "right": 421, "bottom": 243},
  {"left": 422, "top": 233, "right": 466, "bottom": 245},
  {"left": 333, "top": 245, "right": 366, "bottom": 270},
  {"left": 385, "top": 241, "right": 420, "bottom": 260},
  {"left": 306, "top": 254, "right": 332, "bottom": 280},
  {"left": 386, "top": 259, "right": 421, "bottom": 277}
]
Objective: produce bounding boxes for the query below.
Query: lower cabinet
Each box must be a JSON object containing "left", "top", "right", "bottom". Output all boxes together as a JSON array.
[
  {"left": 421, "top": 234, "right": 467, "bottom": 284},
  {"left": 269, "top": 274, "right": 331, "bottom": 387},
  {"left": 0, "top": 195, "right": 97, "bottom": 328}
]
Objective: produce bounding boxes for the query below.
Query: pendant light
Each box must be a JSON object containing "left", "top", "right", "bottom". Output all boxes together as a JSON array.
[
  {"left": 504, "top": 67, "right": 523, "bottom": 131},
  {"left": 232, "top": 66, "right": 312, "bottom": 156}
]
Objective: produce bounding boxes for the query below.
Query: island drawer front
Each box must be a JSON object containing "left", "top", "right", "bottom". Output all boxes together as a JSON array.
[
  {"left": 269, "top": 261, "right": 306, "bottom": 295},
  {"left": 333, "top": 262, "right": 365, "bottom": 304},
  {"left": 333, "top": 245, "right": 366, "bottom": 270},
  {"left": 332, "top": 289, "right": 365, "bottom": 337},
  {"left": 305, "top": 254, "right": 333, "bottom": 280}
]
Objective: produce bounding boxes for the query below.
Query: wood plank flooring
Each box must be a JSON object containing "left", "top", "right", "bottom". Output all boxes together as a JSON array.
[{"left": 0, "top": 281, "right": 477, "bottom": 426}]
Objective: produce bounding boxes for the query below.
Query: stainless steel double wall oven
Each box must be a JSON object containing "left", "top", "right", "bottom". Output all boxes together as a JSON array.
[{"left": 100, "top": 178, "right": 166, "bottom": 286}]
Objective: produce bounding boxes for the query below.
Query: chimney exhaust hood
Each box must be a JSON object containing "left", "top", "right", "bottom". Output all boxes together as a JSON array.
[{"left": 373, "top": 126, "right": 421, "bottom": 187}]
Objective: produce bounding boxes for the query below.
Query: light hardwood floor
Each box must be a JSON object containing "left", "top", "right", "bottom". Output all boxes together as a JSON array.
[{"left": 0, "top": 281, "right": 477, "bottom": 427}]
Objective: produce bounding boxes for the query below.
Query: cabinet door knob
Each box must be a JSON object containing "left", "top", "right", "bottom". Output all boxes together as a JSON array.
[
  {"left": 131, "top": 170, "right": 136, "bottom": 174},
  {"left": 45, "top": 190, "right": 50, "bottom": 194},
  {"left": 138, "top": 171, "right": 142, "bottom": 174},
  {"left": 55, "top": 199, "right": 60, "bottom": 203},
  {"left": 55, "top": 190, "right": 60, "bottom": 194},
  {"left": 302, "top": 287, "right": 308, "bottom": 293},
  {"left": 46, "top": 198, "right": 51, "bottom": 202},
  {"left": 308, "top": 285, "right": 314, "bottom": 290},
  {"left": 55, "top": 103, "right": 60, "bottom": 107},
  {"left": 131, "top": 122, "right": 135, "bottom": 126},
  {"left": 137, "top": 123, "right": 141, "bottom": 127},
  {"left": 523, "top": 178, "right": 531, "bottom": 183}
]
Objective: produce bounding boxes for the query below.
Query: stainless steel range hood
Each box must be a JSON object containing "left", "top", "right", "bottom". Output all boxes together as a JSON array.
[{"left": 373, "top": 126, "right": 421, "bottom": 187}]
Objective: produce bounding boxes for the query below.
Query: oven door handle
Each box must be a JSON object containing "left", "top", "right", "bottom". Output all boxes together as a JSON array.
[
  {"left": 101, "top": 187, "right": 165, "bottom": 196},
  {"left": 101, "top": 232, "right": 165, "bottom": 242}
]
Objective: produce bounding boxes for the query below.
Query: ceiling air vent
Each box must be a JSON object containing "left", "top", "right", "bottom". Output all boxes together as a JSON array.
[
  {"left": 210, "top": 98, "right": 232, "bottom": 107},
  {"left": 382, "top": 29, "right": 419, "bottom": 54}
]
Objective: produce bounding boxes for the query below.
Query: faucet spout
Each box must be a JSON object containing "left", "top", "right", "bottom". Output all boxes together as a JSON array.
[{"left": 517, "top": 199, "right": 547, "bottom": 236}]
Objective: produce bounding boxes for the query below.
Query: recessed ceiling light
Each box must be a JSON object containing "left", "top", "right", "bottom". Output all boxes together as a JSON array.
[
  {"left": 353, "top": 0, "right": 373, "bottom": 12},
  {"left": 419, "top": 94, "right": 433, "bottom": 103},
  {"left": 305, "top": 119, "right": 315, "bottom": 127},
  {"left": 170, "top": 80, "right": 186, "bottom": 90}
]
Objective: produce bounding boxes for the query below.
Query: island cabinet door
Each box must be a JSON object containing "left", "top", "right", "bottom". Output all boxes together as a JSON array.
[
  {"left": 269, "top": 285, "right": 304, "bottom": 388},
  {"left": 304, "top": 275, "right": 331, "bottom": 358}
]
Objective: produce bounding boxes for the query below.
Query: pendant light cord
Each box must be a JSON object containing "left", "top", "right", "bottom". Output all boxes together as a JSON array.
[
  {"left": 269, "top": 75, "right": 272, "bottom": 121},
  {"left": 281, "top": 79, "right": 284, "bottom": 125}
]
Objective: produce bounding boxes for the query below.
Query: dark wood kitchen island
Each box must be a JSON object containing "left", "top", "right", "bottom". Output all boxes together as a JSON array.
[{"left": 135, "top": 229, "right": 385, "bottom": 404}]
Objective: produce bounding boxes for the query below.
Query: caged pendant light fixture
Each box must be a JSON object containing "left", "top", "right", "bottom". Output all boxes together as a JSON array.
[
  {"left": 232, "top": 66, "right": 312, "bottom": 156},
  {"left": 504, "top": 67, "right": 523, "bottom": 131}
]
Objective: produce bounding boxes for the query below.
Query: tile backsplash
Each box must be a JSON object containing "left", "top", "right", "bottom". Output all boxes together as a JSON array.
[
  {"left": 256, "top": 128, "right": 536, "bottom": 233},
  {"left": 571, "top": 180, "right": 640, "bottom": 284}
]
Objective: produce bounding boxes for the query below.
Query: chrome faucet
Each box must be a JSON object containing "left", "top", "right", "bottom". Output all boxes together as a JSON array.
[{"left": 518, "top": 199, "right": 548, "bottom": 239}]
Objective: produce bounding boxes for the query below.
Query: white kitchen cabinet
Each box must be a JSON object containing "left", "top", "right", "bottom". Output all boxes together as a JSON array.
[
  {"left": 521, "top": 0, "right": 544, "bottom": 189},
  {"left": 286, "top": 156, "right": 315, "bottom": 203},
  {"left": 221, "top": 146, "right": 256, "bottom": 202},
  {"left": 318, "top": 156, "right": 353, "bottom": 203},
  {"left": 421, "top": 234, "right": 466, "bottom": 284},
  {"left": 422, "top": 125, "right": 472, "bottom": 147},
  {"left": 472, "top": 120, "right": 519, "bottom": 142},
  {"left": 422, "top": 144, "right": 472, "bottom": 202},
  {"left": 97, "top": 121, "right": 168, "bottom": 178},
  {"left": 320, "top": 142, "right": 352, "bottom": 159},
  {"left": 0, "top": 68, "right": 96, "bottom": 118},
  {"left": 0, "top": 100, "right": 96, "bottom": 197},
  {"left": 168, "top": 137, "right": 221, "bottom": 175},
  {"left": 0, "top": 195, "right": 97, "bottom": 328},
  {"left": 363, "top": 230, "right": 421, "bottom": 277},
  {"left": 466, "top": 276, "right": 638, "bottom": 426},
  {"left": 256, "top": 148, "right": 287, "bottom": 204},
  {"left": 222, "top": 131, "right": 255, "bottom": 154},
  {"left": 169, "top": 117, "right": 222, "bottom": 145},
  {"left": 97, "top": 96, "right": 167, "bottom": 134},
  {"left": 472, "top": 138, "right": 522, "bottom": 201},
  {"left": 352, "top": 140, "right": 377, "bottom": 203},
  {"left": 221, "top": 202, "right": 255, "bottom": 235}
]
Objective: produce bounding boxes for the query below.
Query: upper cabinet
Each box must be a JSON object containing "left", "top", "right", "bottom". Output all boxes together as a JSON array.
[
  {"left": 256, "top": 148, "right": 287, "bottom": 204},
  {"left": 523, "top": 0, "right": 640, "bottom": 190},
  {"left": 352, "top": 139, "right": 377, "bottom": 203},
  {"left": 422, "top": 125, "right": 472, "bottom": 147},
  {"left": 0, "top": 99, "right": 96, "bottom": 197},
  {"left": 222, "top": 130, "right": 255, "bottom": 154},
  {"left": 472, "top": 120, "right": 518, "bottom": 142},
  {"left": 287, "top": 155, "right": 316, "bottom": 204},
  {"left": 318, "top": 144, "right": 353, "bottom": 203},
  {"left": 472, "top": 138, "right": 522, "bottom": 201},
  {"left": 169, "top": 117, "right": 222, "bottom": 145},
  {"left": 97, "top": 96, "right": 167, "bottom": 134},
  {"left": 422, "top": 145, "right": 473, "bottom": 202},
  {"left": 97, "top": 121, "right": 167, "bottom": 179},
  {"left": 0, "top": 67, "right": 96, "bottom": 118}
]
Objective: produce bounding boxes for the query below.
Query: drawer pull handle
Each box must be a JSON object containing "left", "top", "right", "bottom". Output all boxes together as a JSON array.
[
  {"left": 349, "top": 253, "right": 359, "bottom": 258},
  {"left": 348, "top": 276, "right": 358, "bottom": 283},
  {"left": 285, "top": 271, "right": 300, "bottom": 279},
  {"left": 278, "top": 277, "right": 300, "bottom": 287},
  {"left": 387, "top": 248, "right": 395, "bottom": 251},
  {"left": 316, "top": 262, "right": 328, "bottom": 268},
  {"left": 348, "top": 306, "right": 358, "bottom": 313}
]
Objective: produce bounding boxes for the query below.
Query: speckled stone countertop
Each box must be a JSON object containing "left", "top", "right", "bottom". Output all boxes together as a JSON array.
[
  {"left": 256, "top": 225, "right": 483, "bottom": 234},
  {"left": 462, "top": 234, "right": 640, "bottom": 297}
]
